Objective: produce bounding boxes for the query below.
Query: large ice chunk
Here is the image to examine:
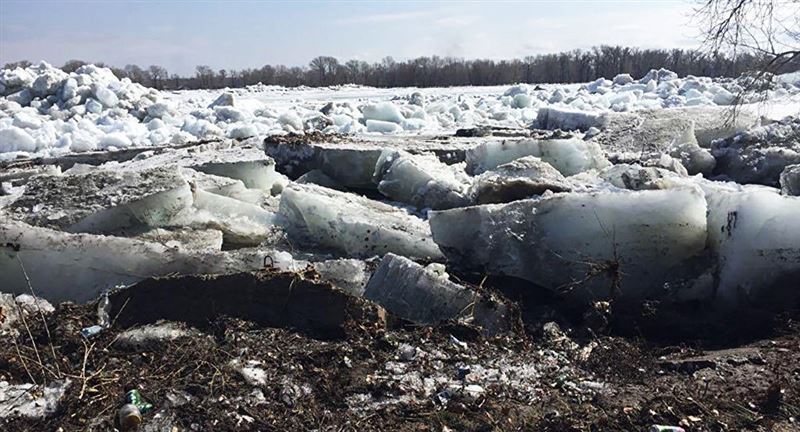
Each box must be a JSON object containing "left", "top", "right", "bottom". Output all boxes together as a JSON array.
[
  {"left": 466, "top": 138, "right": 611, "bottom": 176},
  {"left": 469, "top": 155, "right": 572, "bottom": 204},
  {"left": 362, "top": 102, "right": 405, "bottom": 124},
  {"left": 429, "top": 188, "right": 708, "bottom": 303},
  {"left": 279, "top": 183, "right": 443, "bottom": 260},
  {"left": 208, "top": 92, "right": 235, "bottom": 108},
  {"left": 136, "top": 228, "right": 224, "bottom": 252},
  {"left": 263, "top": 136, "right": 475, "bottom": 188},
  {"left": 366, "top": 119, "right": 402, "bottom": 134},
  {"left": 7, "top": 167, "right": 192, "bottom": 234},
  {"left": 705, "top": 185, "right": 800, "bottom": 305},
  {"left": 669, "top": 129, "right": 717, "bottom": 176},
  {"left": 780, "top": 164, "right": 800, "bottom": 196},
  {"left": 93, "top": 85, "right": 119, "bottom": 108},
  {"left": 296, "top": 169, "right": 345, "bottom": 190},
  {"left": 174, "top": 188, "right": 281, "bottom": 247},
  {"left": 364, "top": 253, "right": 512, "bottom": 334},
  {"left": 599, "top": 164, "right": 681, "bottom": 191},
  {"left": 0, "top": 220, "right": 259, "bottom": 302},
  {"left": 711, "top": 117, "right": 800, "bottom": 186},
  {"left": 536, "top": 107, "right": 605, "bottom": 132},
  {"left": 373, "top": 150, "right": 471, "bottom": 210},
  {"left": 122, "top": 142, "right": 286, "bottom": 192},
  {"left": 593, "top": 106, "right": 759, "bottom": 154},
  {"left": 264, "top": 140, "right": 384, "bottom": 188}
]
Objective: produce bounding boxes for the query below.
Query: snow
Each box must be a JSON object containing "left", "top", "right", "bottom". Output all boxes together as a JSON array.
[
  {"left": 1, "top": 61, "right": 797, "bottom": 161},
  {"left": 0, "top": 379, "right": 71, "bottom": 419},
  {"left": 0, "top": 126, "right": 37, "bottom": 152},
  {"left": 366, "top": 119, "right": 402, "bottom": 133},
  {"left": 114, "top": 322, "right": 194, "bottom": 349},
  {"left": 99, "top": 132, "right": 132, "bottom": 149}
]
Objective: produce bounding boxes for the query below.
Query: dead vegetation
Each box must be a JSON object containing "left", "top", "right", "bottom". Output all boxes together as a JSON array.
[{"left": 1, "top": 265, "right": 799, "bottom": 431}]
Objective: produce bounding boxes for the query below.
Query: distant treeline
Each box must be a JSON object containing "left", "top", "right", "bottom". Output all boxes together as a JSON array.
[{"left": 5, "top": 46, "right": 798, "bottom": 90}]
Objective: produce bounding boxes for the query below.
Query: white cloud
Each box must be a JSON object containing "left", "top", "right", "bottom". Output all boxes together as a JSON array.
[
  {"left": 334, "top": 10, "right": 431, "bottom": 25},
  {"left": 435, "top": 15, "right": 477, "bottom": 28}
]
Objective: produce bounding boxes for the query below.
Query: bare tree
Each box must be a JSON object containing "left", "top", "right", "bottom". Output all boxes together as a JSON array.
[
  {"left": 309, "top": 56, "right": 339, "bottom": 86},
  {"left": 11, "top": 45, "right": 773, "bottom": 92},
  {"left": 216, "top": 69, "right": 227, "bottom": 88},
  {"left": 124, "top": 64, "right": 147, "bottom": 83},
  {"left": 195, "top": 65, "right": 214, "bottom": 88},
  {"left": 4, "top": 60, "right": 32, "bottom": 69},
  {"left": 695, "top": 0, "right": 799, "bottom": 115},
  {"left": 61, "top": 59, "right": 87, "bottom": 73},
  {"left": 697, "top": 1, "right": 799, "bottom": 79},
  {"left": 147, "top": 65, "right": 168, "bottom": 89}
]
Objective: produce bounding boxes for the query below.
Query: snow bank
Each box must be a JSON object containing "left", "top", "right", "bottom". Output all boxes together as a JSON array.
[{"left": 4, "top": 62, "right": 796, "bottom": 161}]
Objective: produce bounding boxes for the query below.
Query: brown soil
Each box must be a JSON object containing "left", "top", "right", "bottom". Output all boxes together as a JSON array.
[{"left": 1, "top": 271, "right": 799, "bottom": 431}]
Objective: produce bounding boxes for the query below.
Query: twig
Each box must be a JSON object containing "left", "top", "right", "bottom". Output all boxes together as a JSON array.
[
  {"left": 11, "top": 338, "right": 37, "bottom": 386},
  {"left": 78, "top": 339, "right": 96, "bottom": 400},
  {"left": 13, "top": 296, "right": 45, "bottom": 383},
  {"left": 16, "top": 254, "right": 62, "bottom": 378}
]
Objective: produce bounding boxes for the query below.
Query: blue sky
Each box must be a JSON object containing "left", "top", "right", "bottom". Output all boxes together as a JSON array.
[{"left": 0, "top": 0, "right": 699, "bottom": 75}]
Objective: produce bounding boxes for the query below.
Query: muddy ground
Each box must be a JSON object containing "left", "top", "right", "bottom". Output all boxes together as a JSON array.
[{"left": 1, "top": 270, "right": 799, "bottom": 431}]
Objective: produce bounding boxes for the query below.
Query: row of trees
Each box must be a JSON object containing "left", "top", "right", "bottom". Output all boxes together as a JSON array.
[{"left": 4, "top": 45, "right": 797, "bottom": 90}]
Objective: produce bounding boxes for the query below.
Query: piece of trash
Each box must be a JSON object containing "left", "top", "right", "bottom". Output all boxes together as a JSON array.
[
  {"left": 449, "top": 335, "right": 468, "bottom": 350},
  {"left": 117, "top": 403, "right": 142, "bottom": 431},
  {"left": 126, "top": 389, "right": 153, "bottom": 413},
  {"left": 81, "top": 325, "right": 104, "bottom": 339},
  {"left": 81, "top": 292, "right": 114, "bottom": 339},
  {"left": 650, "top": 426, "right": 686, "bottom": 432},
  {"left": 97, "top": 291, "right": 111, "bottom": 328}
]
